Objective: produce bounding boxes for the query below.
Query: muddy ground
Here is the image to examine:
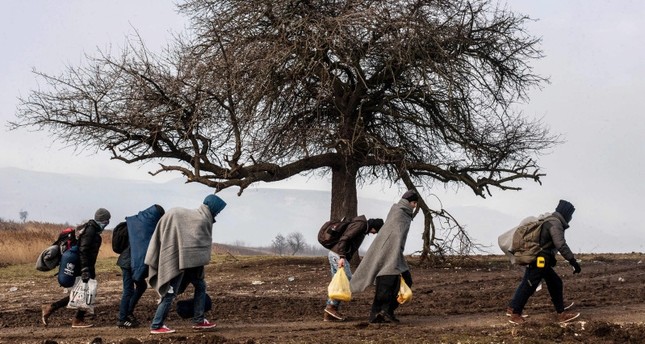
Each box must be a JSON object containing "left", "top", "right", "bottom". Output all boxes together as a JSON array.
[{"left": 0, "top": 253, "right": 644, "bottom": 344}]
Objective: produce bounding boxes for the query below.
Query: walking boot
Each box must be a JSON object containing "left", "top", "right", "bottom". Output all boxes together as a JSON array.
[
  {"left": 558, "top": 311, "right": 580, "bottom": 324},
  {"left": 324, "top": 304, "right": 345, "bottom": 321},
  {"left": 323, "top": 311, "right": 340, "bottom": 322},
  {"left": 72, "top": 317, "right": 93, "bottom": 328},
  {"left": 41, "top": 304, "right": 54, "bottom": 326}
]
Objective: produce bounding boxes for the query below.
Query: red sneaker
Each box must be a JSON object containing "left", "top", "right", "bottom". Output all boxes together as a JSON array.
[
  {"left": 192, "top": 319, "right": 217, "bottom": 329},
  {"left": 150, "top": 325, "right": 176, "bottom": 334}
]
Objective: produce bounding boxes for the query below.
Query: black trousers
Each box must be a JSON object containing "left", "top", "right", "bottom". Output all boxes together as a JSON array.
[
  {"left": 370, "top": 270, "right": 413, "bottom": 318},
  {"left": 51, "top": 295, "right": 86, "bottom": 320},
  {"left": 509, "top": 264, "right": 564, "bottom": 314}
]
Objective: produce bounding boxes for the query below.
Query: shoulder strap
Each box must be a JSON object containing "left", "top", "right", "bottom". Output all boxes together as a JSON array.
[{"left": 537, "top": 216, "right": 558, "bottom": 249}]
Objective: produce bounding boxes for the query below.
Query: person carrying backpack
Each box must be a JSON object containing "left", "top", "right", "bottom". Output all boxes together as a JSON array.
[
  {"left": 350, "top": 190, "right": 418, "bottom": 323},
  {"left": 115, "top": 204, "right": 165, "bottom": 328},
  {"left": 323, "top": 215, "right": 383, "bottom": 321},
  {"left": 41, "top": 208, "right": 111, "bottom": 328},
  {"left": 507, "top": 199, "right": 581, "bottom": 325}
]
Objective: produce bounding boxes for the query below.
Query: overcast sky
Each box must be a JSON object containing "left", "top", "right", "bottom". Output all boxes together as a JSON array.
[{"left": 1, "top": 1, "right": 643, "bottom": 252}]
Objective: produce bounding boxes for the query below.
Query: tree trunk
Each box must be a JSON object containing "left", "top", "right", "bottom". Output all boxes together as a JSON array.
[{"left": 329, "top": 161, "right": 359, "bottom": 221}]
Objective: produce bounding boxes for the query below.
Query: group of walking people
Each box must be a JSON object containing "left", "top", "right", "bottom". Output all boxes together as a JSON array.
[
  {"left": 39, "top": 190, "right": 581, "bottom": 333},
  {"left": 41, "top": 194, "right": 227, "bottom": 334},
  {"left": 323, "top": 192, "right": 582, "bottom": 326}
]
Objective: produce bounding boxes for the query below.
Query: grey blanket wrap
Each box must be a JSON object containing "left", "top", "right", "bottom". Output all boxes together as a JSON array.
[
  {"left": 145, "top": 204, "right": 214, "bottom": 296},
  {"left": 350, "top": 199, "right": 413, "bottom": 293}
]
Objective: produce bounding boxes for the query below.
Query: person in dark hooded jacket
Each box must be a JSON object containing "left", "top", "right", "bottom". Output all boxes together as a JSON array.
[
  {"left": 507, "top": 200, "right": 581, "bottom": 325},
  {"left": 41, "top": 208, "right": 111, "bottom": 328},
  {"left": 116, "top": 204, "right": 165, "bottom": 328},
  {"left": 323, "top": 216, "right": 383, "bottom": 321}
]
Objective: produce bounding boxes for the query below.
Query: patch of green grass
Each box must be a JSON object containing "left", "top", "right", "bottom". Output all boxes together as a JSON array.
[{"left": 0, "top": 262, "right": 50, "bottom": 280}]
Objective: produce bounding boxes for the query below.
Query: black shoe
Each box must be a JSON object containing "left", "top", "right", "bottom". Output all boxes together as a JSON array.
[
  {"left": 117, "top": 319, "right": 137, "bottom": 328},
  {"left": 369, "top": 312, "right": 385, "bottom": 323},
  {"left": 380, "top": 311, "right": 396, "bottom": 323},
  {"left": 126, "top": 314, "right": 140, "bottom": 327},
  {"left": 370, "top": 311, "right": 393, "bottom": 324},
  {"left": 387, "top": 313, "right": 400, "bottom": 323}
]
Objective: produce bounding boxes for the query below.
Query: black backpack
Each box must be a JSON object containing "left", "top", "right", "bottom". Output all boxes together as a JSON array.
[
  {"left": 317, "top": 219, "right": 352, "bottom": 249},
  {"left": 111, "top": 221, "right": 129, "bottom": 254}
]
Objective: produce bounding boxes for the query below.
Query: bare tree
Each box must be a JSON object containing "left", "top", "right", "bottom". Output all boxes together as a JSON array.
[
  {"left": 272, "top": 233, "right": 287, "bottom": 256},
  {"left": 19, "top": 210, "right": 28, "bottom": 223},
  {"left": 286, "top": 232, "right": 306, "bottom": 256},
  {"left": 12, "top": 0, "right": 558, "bottom": 261}
]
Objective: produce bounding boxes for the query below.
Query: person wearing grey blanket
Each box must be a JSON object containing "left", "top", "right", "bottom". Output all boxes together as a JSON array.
[
  {"left": 350, "top": 190, "right": 418, "bottom": 324},
  {"left": 145, "top": 194, "right": 227, "bottom": 334}
]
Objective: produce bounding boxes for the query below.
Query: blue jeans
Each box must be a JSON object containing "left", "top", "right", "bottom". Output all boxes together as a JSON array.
[
  {"left": 151, "top": 275, "right": 182, "bottom": 330},
  {"left": 118, "top": 267, "right": 147, "bottom": 321},
  {"left": 327, "top": 251, "right": 352, "bottom": 308},
  {"left": 179, "top": 267, "right": 207, "bottom": 324},
  {"left": 509, "top": 264, "right": 564, "bottom": 314},
  {"left": 150, "top": 267, "right": 207, "bottom": 329}
]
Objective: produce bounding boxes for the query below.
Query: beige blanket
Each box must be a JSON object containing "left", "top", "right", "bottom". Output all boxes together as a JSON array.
[{"left": 145, "top": 204, "right": 213, "bottom": 296}]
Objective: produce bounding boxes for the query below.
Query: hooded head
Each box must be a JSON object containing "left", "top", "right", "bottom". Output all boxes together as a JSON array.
[
  {"left": 555, "top": 199, "right": 575, "bottom": 223},
  {"left": 401, "top": 190, "right": 419, "bottom": 203},
  {"left": 203, "top": 194, "right": 227, "bottom": 219},
  {"left": 139, "top": 204, "right": 165, "bottom": 224},
  {"left": 367, "top": 218, "right": 384, "bottom": 233},
  {"left": 154, "top": 204, "right": 165, "bottom": 218}
]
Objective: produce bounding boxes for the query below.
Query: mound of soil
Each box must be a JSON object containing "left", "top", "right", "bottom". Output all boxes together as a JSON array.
[{"left": 0, "top": 253, "right": 643, "bottom": 343}]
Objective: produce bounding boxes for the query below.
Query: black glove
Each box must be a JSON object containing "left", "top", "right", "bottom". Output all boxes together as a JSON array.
[
  {"left": 569, "top": 259, "right": 581, "bottom": 274},
  {"left": 81, "top": 267, "right": 90, "bottom": 283}
]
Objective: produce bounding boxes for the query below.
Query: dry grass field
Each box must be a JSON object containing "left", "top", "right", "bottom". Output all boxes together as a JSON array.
[{"left": 0, "top": 220, "right": 116, "bottom": 268}]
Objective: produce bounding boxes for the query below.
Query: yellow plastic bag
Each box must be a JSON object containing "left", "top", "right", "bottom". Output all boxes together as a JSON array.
[
  {"left": 397, "top": 276, "right": 412, "bottom": 304},
  {"left": 328, "top": 266, "right": 352, "bottom": 302}
]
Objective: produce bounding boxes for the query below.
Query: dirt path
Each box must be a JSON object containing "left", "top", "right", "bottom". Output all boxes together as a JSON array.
[
  {"left": 1, "top": 304, "right": 644, "bottom": 344},
  {"left": 0, "top": 254, "right": 644, "bottom": 343}
]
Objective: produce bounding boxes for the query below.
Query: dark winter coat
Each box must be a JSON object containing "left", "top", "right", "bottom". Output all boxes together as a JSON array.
[
  {"left": 330, "top": 215, "right": 368, "bottom": 261},
  {"left": 76, "top": 220, "right": 103, "bottom": 279},
  {"left": 539, "top": 212, "right": 576, "bottom": 262}
]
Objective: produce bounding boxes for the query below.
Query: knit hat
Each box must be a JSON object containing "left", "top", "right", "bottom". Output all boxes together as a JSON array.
[
  {"left": 555, "top": 200, "right": 575, "bottom": 223},
  {"left": 401, "top": 190, "right": 419, "bottom": 202},
  {"left": 203, "top": 194, "right": 227, "bottom": 219},
  {"left": 367, "top": 218, "right": 384, "bottom": 233},
  {"left": 94, "top": 208, "right": 111, "bottom": 223}
]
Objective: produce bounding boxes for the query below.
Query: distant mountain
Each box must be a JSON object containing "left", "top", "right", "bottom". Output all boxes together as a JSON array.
[
  {"left": 1, "top": 167, "right": 641, "bottom": 254},
  {"left": 0, "top": 167, "right": 385, "bottom": 249}
]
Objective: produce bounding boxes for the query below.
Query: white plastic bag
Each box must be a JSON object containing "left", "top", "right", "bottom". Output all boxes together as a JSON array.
[{"left": 67, "top": 277, "right": 97, "bottom": 314}]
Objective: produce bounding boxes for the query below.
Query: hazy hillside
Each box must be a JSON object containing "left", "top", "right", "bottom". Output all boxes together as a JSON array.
[{"left": 1, "top": 167, "right": 641, "bottom": 254}]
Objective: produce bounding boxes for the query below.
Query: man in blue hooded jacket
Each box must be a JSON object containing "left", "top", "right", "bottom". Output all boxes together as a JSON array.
[{"left": 116, "top": 204, "right": 165, "bottom": 328}]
